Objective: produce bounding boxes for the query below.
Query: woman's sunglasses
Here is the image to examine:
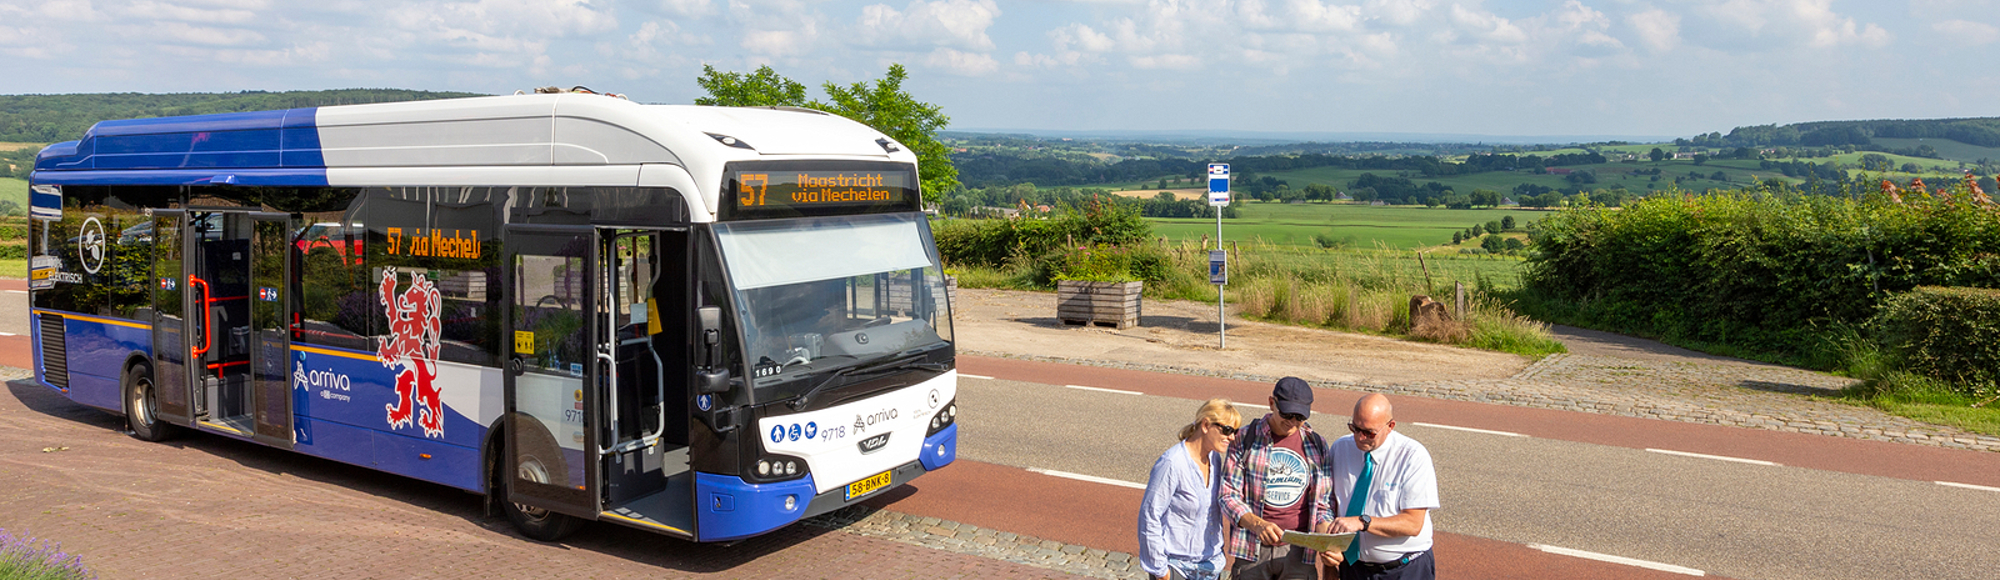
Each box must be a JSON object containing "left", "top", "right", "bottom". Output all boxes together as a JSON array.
[{"left": 1213, "top": 423, "right": 1239, "bottom": 436}]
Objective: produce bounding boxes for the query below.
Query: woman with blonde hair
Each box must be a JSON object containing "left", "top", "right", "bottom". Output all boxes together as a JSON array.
[{"left": 1138, "top": 398, "right": 1243, "bottom": 580}]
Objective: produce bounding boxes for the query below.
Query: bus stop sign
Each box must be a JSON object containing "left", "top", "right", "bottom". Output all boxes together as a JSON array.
[
  {"left": 1209, "top": 250, "right": 1227, "bottom": 285},
  {"left": 1208, "top": 164, "right": 1230, "bottom": 207}
]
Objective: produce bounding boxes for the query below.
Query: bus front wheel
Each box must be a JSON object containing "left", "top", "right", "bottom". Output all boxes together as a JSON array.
[
  {"left": 499, "top": 429, "right": 584, "bottom": 541},
  {"left": 124, "top": 363, "right": 177, "bottom": 442}
]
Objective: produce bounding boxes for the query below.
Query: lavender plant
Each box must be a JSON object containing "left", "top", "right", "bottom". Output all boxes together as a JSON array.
[{"left": 0, "top": 529, "right": 96, "bottom": 580}]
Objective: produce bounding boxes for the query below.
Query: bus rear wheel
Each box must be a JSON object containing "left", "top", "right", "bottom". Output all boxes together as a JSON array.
[{"left": 124, "top": 363, "right": 177, "bottom": 442}]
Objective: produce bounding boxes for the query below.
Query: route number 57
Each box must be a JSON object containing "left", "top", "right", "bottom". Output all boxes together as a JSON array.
[{"left": 739, "top": 174, "right": 769, "bottom": 206}]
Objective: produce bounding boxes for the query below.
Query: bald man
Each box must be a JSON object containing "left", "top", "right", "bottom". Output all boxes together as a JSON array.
[{"left": 1316, "top": 394, "right": 1439, "bottom": 580}]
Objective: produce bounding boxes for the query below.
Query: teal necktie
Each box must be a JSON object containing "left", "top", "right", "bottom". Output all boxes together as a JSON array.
[{"left": 1342, "top": 452, "right": 1374, "bottom": 565}]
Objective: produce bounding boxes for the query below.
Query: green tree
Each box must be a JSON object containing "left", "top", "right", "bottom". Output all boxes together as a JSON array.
[
  {"left": 1484, "top": 221, "right": 1501, "bottom": 234},
  {"left": 1649, "top": 147, "right": 1666, "bottom": 162},
  {"left": 1451, "top": 230, "right": 1464, "bottom": 244},
  {"left": 1501, "top": 215, "right": 1516, "bottom": 230},
  {"left": 1468, "top": 188, "right": 1500, "bottom": 207},
  {"left": 694, "top": 65, "right": 808, "bottom": 107},
  {"left": 695, "top": 64, "right": 959, "bottom": 204},
  {"left": 1480, "top": 234, "right": 1504, "bottom": 252}
]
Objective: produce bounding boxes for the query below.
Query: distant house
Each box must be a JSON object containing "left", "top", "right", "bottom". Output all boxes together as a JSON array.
[
  {"left": 1672, "top": 152, "right": 1699, "bottom": 160},
  {"left": 1549, "top": 168, "right": 1574, "bottom": 175},
  {"left": 1500, "top": 197, "right": 1519, "bottom": 206},
  {"left": 1336, "top": 192, "right": 1353, "bottom": 201},
  {"left": 1369, "top": 200, "right": 1387, "bottom": 206}
]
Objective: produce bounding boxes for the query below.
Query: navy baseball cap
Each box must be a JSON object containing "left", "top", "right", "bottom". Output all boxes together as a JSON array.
[{"left": 1272, "top": 377, "right": 1313, "bottom": 418}]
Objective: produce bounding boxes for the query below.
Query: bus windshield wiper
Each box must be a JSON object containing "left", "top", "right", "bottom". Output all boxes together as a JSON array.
[{"left": 788, "top": 353, "right": 946, "bottom": 411}]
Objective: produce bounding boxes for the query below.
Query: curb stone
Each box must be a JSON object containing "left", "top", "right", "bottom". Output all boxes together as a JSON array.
[{"left": 804, "top": 505, "right": 1146, "bottom": 579}]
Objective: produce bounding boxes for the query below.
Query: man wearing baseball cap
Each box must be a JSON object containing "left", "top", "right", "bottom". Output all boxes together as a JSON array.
[{"left": 1219, "top": 377, "right": 1333, "bottom": 580}]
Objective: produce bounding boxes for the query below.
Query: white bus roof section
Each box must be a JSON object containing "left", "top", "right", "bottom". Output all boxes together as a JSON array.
[{"left": 314, "top": 94, "right": 908, "bottom": 168}]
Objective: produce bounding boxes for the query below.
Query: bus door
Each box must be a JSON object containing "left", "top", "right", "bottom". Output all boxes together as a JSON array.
[
  {"left": 597, "top": 227, "right": 694, "bottom": 538},
  {"left": 182, "top": 210, "right": 290, "bottom": 440},
  {"left": 502, "top": 224, "right": 602, "bottom": 520}
]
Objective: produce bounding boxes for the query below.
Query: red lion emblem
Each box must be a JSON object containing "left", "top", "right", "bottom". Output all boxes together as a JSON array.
[{"left": 379, "top": 267, "right": 445, "bottom": 438}]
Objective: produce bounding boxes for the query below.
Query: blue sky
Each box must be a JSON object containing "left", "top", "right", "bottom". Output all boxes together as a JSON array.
[{"left": 1, "top": 0, "right": 1995, "bottom": 139}]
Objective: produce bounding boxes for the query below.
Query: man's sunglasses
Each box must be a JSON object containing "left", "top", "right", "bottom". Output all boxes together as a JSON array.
[
  {"left": 1279, "top": 412, "right": 1308, "bottom": 422},
  {"left": 1348, "top": 423, "right": 1381, "bottom": 438}
]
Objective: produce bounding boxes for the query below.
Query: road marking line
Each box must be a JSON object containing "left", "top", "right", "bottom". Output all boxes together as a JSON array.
[
  {"left": 1236, "top": 403, "right": 1267, "bottom": 409},
  {"left": 1936, "top": 481, "right": 2000, "bottom": 493},
  {"left": 1644, "top": 448, "right": 1778, "bottom": 466},
  {"left": 1027, "top": 468, "right": 1146, "bottom": 490},
  {"left": 0, "top": 332, "right": 14, "bottom": 336},
  {"left": 1065, "top": 384, "right": 1143, "bottom": 396},
  {"left": 1529, "top": 544, "right": 1705, "bottom": 576},
  {"left": 958, "top": 374, "right": 994, "bottom": 380},
  {"left": 1411, "top": 422, "right": 1527, "bottom": 438},
  {"left": 4, "top": 290, "right": 26, "bottom": 294}
]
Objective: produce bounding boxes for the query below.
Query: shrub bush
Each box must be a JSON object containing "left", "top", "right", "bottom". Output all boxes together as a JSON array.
[
  {"left": 1522, "top": 185, "right": 2000, "bottom": 363},
  {"left": 1873, "top": 286, "right": 2000, "bottom": 397}
]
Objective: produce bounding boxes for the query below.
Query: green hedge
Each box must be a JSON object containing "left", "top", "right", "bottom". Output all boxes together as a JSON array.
[
  {"left": 1523, "top": 187, "right": 2000, "bottom": 363},
  {"left": 1875, "top": 286, "right": 2000, "bottom": 395},
  {"left": 933, "top": 200, "right": 1153, "bottom": 269}
]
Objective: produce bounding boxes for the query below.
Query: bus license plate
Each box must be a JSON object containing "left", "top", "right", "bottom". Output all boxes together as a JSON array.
[{"left": 846, "top": 470, "right": 893, "bottom": 500}]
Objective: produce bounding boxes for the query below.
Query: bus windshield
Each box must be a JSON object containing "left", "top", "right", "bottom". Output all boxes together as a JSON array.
[{"left": 714, "top": 213, "right": 954, "bottom": 391}]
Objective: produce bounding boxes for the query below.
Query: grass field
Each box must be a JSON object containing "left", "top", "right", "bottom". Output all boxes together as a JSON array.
[
  {"left": 1872, "top": 137, "right": 2000, "bottom": 164},
  {"left": 1, "top": 177, "right": 24, "bottom": 210},
  {"left": 1148, "top": 202, "right": 1546, "bottom": 249}
]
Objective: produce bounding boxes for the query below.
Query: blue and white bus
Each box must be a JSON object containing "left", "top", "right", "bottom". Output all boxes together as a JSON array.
[{"left": 25, "top": 92, "right": 960, "bottom": 542}]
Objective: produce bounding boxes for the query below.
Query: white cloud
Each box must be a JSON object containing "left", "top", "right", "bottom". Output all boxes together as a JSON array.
[
  {"left": 1628, "top": 8, "right": 1680, "bottom": 52},
  {"left": 855, "top": 0, "right": 1001, "bottom": 50},
  {"left": 648, "top": 0, "right": 715, "bottom": 18},
  {"left": 922, "top": 47, "right": 997, "bottom": 75},
  {"left": 1690, "top": 0, "right": 1889, "bottom": 49},
  {"left": 1932, "top": 19, "right": 1999, "bottom": 45}
]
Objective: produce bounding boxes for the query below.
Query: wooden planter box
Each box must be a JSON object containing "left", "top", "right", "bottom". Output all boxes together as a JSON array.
[{"left": 1057, "top": 280, "right": 1142, "bottom": 329}]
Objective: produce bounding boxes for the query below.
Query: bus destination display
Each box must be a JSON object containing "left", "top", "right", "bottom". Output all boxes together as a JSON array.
[{"left": 727, "top": 169, "right": 917, "bottom": 219}]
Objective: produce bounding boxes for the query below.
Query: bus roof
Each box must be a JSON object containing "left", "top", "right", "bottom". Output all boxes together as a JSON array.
[{"left": 30, "top": 94, "right": 914, "bottom": 189}]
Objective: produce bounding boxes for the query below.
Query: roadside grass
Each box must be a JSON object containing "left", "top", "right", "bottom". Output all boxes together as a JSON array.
[
  {"left": 1838, "top": 374, "right": 2000, "bottom": 438},
  {"left": 0, "top": 258, "right": 23, "bottom": 276},
  {"left": 950, "top": 239, "right": 1564, "bottom": 359}
]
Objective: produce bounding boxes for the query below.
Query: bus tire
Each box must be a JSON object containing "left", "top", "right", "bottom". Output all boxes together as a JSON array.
[
  {"left": 124, "top": 363, "right": 177, "bottom": 442},
  {"left": 500, "top": 422, "right": 584, "bottom": 542}
]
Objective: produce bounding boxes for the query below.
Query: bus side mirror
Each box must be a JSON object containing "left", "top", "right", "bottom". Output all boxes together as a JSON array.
[{"left": 696, "top": 306, "right": 729, "bottom": 395}]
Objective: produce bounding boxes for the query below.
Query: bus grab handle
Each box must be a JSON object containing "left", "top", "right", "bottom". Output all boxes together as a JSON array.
[{"left": 189, "top": 276, "right": 213, "bottom": 357}]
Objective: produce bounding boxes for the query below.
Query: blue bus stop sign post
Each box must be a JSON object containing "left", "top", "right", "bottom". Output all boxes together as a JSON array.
[{"left": 1208, "top": 164, "right": 1229, "bottom": 349}]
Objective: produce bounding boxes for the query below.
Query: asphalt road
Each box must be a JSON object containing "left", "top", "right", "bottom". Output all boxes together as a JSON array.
[{"left": 947, "top": 357, "right": 2000, "bottom": 580}]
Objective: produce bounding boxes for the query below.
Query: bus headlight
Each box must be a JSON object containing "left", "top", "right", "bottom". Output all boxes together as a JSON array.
[
  {"left": 926, "top": 398, "right": 958, "bottom": 436},
  {"left": 750, "top": 454, "right": 810, "bottom": 483}
]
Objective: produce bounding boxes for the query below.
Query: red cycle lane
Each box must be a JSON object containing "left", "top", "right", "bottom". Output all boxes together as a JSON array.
[
  {"left": 869, "top": 459, "right": 1717, "bottom": 580},
  {"left": 959, "top": 355, "right": 2000, "bottom": 488}
]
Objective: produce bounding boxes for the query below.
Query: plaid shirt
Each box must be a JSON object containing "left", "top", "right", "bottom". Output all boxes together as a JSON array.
[{"left": 1217, "top": 415, "right": 1335, "bottom": 562}]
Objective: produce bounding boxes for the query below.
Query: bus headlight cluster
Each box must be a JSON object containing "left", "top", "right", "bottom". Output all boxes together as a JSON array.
[
  {"left": 756, "top": 459, "right": 800, "bottom": 477},
  {"left": 749, "top": 452, "right": 810, "bottom": 483},
  {"left": 927, "top": 400, "right": 957, "bottom": 436}
]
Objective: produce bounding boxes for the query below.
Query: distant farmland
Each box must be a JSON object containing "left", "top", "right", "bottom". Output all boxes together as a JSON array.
[{"left": 1148, "top": 202, "right": 1546, "bottom": 249}]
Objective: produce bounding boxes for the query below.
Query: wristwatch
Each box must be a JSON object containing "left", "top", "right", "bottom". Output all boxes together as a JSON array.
[{"left": 1358, "top": 514, "right": 1372, "bottom": 532}]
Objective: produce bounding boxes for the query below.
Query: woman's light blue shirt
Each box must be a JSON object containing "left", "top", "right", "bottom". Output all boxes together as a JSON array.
[{"left": 1137, "top": 442, "right": 1227, "bottom": 577}]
